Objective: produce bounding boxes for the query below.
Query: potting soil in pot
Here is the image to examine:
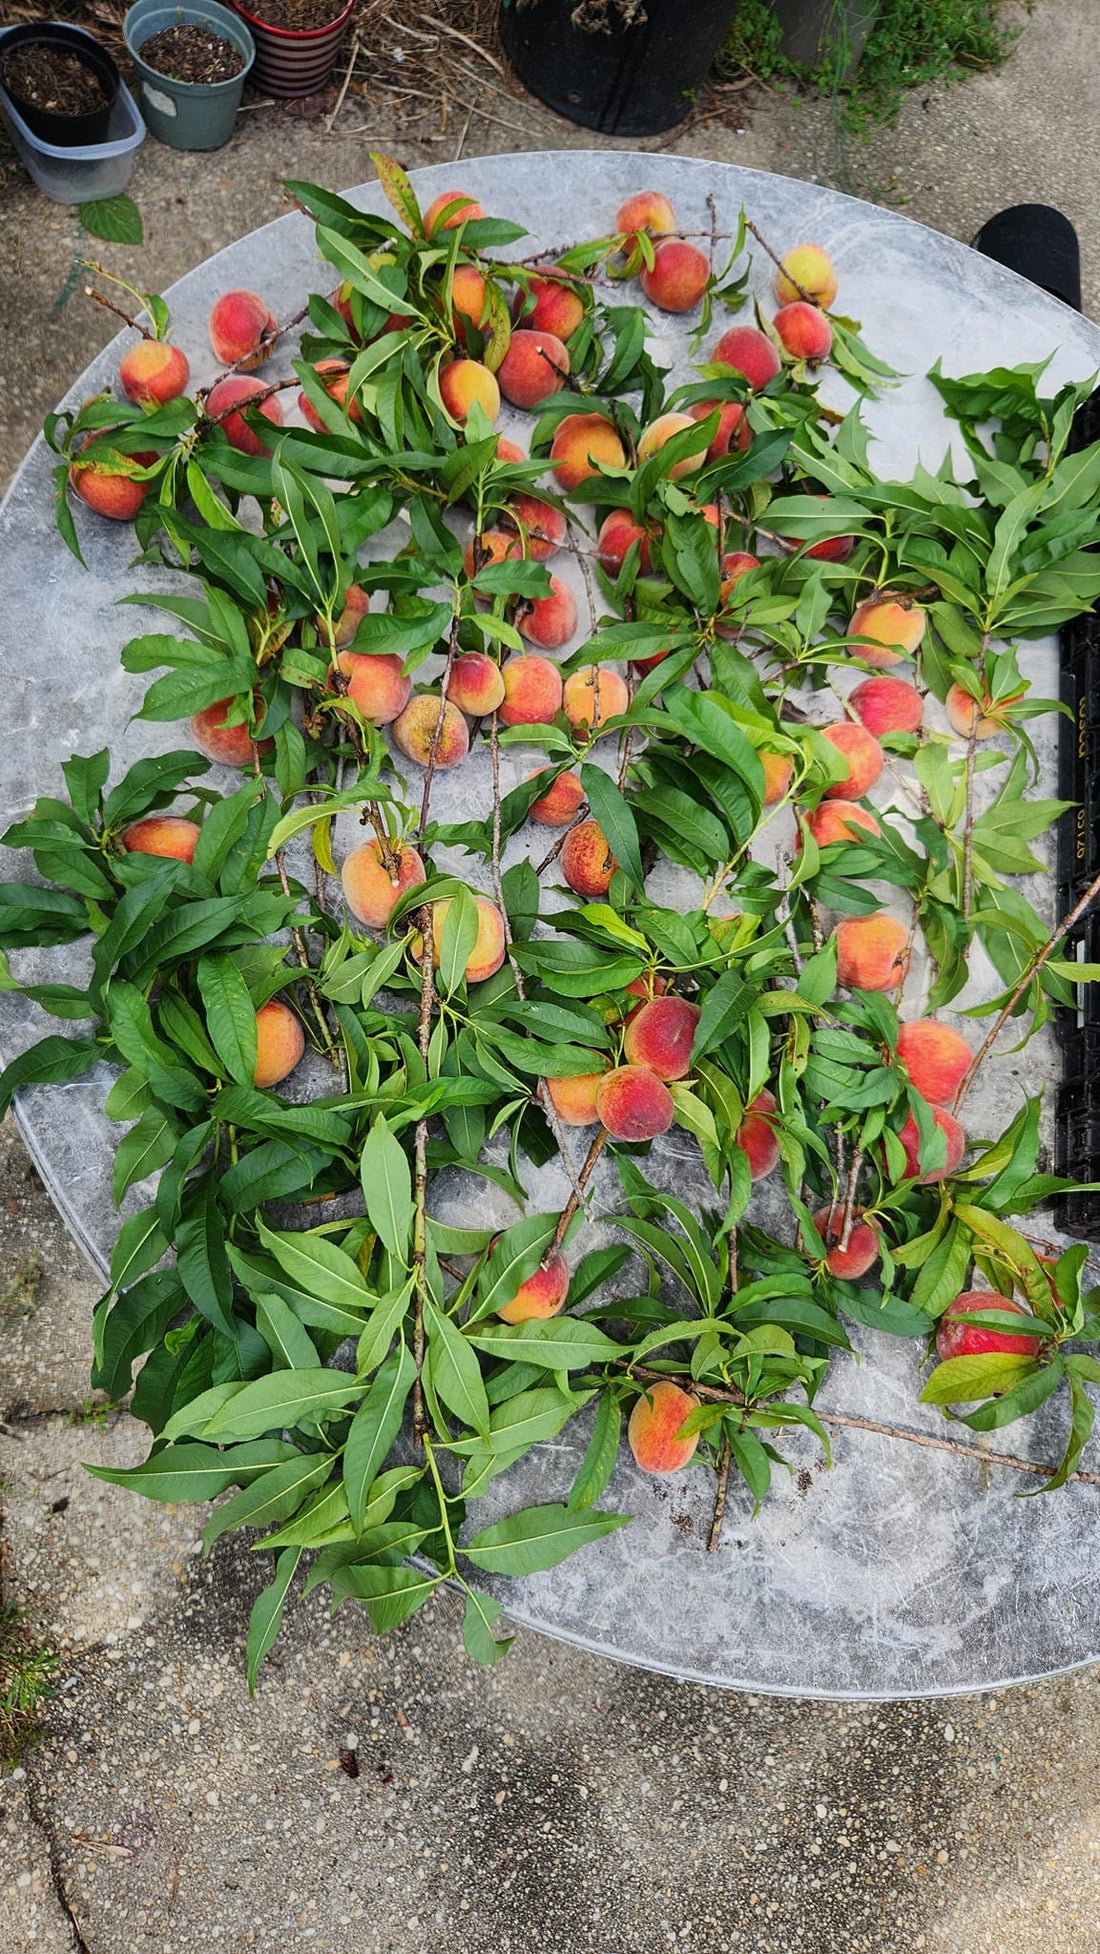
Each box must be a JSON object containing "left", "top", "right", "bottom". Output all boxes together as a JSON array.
[
  {"left": 243, "top": 0, "right": 345, "bottom": 28},
  {"left": 138, "top": 23, "right": 245, "bottom": 83},
  {"left": 1, "top": 43, "right": 110, "bottom": 116}
]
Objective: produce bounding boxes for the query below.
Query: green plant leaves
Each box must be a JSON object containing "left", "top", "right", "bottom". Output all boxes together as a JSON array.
[{"left": 461, "top": 1502, "right": 631, "bottom": 1576}]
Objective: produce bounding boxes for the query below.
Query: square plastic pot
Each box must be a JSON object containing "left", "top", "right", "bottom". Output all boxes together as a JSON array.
[{"left": 0, "top": 22, "right": 144, "bottom": 202}]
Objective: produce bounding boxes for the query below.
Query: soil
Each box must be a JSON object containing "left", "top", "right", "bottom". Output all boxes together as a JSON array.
[
  {"left": 1, "top": 44, "right": 110, "bottom": 116},
  {"left": 137, "top": 24, "right": 245, "bottom": 84},
  {"left": 238, "top": 0, "right": 348, "bottom": 31}
]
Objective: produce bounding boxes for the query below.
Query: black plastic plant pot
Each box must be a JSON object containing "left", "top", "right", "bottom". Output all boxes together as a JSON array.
[
  {"left": 0, "top": 22, "right": 120, "bottom": 147},
  {"left": 971, "top": 204, "right": 1082, "bottom": 314},
  {"left": 499, "top": 0, "right": 741, "bottom": 137}
]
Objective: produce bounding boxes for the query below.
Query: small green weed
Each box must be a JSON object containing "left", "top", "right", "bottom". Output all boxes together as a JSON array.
[{"left": 0, "top": 1604, "right": 56, "bottom": 1768}]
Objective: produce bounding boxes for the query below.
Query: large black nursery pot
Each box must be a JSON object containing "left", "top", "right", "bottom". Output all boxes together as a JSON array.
[
  {"left": 499, "top": 0, "right": 741, "bottom": 137},
  {"left": 0, "top": 19, "right": 120, "bottom": 146}
]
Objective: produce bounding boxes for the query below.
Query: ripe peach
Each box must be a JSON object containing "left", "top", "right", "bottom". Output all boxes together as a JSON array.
[
  {"left": 811, "top": 1206, "right": 880, "bottom": 1280},
  {"left": 773, "top": 301, "right": 833, "bottom": 362},
  {"left": 549, "top": 413, "right": 626, "bottom": 491},
  {"left": 422, "top": 894, "right": 506, "bottom": 984},
  {"left": 392, "top": 695, "right": 470, "bottom": 769},
  {"left": 496, "top": 1250, "right": 570, "bottom": 1325},
  {"left": 820, "top": 722, "right": 884, "bottom": 800},
  {"left": 848, "top": 593, "right": 926, "bottom": 668},
  {"left": 500, "top": 493, "right": 568, "bottom": 560},
  {"left": 716, "top": 552, "right": 760, "bottom": 631},
  {"left": 710, "top": 325, "right": 782, "bottom": 390},
  {"left": 253, "top": 998, "right": 305, "bottom": 1089},
  {"left": 935, "top": 1291, "right": 1040, "bottom": 1362},
  {"left": 849, "top": 675, "right": 924, "bottom": 738},
  {"left": 423, "top": 189, "right": 485, "bottom": 235},
  {"left": 561, "top": 818, "right": 618, "bottom": 898},
  {"left": 895, "top": 1020, "right": 971, "bottom": 1107},
  {"left": 119, "top": 815, "right": 200, "bottom": 863},
  {"left": 689, "top": 398, "right": 752, "bottom": 459},
  {"left": 835, "top": 914, "right": 909, "bottom": 992},
  {"left": 527, "top": 767, "right": 585, "bottom": 826},
  {"left": 804, "top": 800, "right": 881, "bottom": 848},
  {"left": 760, "top": 752, "right": 794, "bottom": 805},
  {"left": 735, "top": 1088, "right": 780, "bottom": 1181},
  {"left": 804, "top": 500, "right": 855, "bottom": 562},
  {"left": 627, "top": 1378, "right": 700, "bottom": 1474},
  {"left": 499, "top": 655, "right": 564, "bottom": 729},
  {"left": 944, "top": 682, "right": 1024, "bottom": 739},
  {"left": 595, "top": 1064, "right": 674, "bottom": 1142},
  {"left": 119, "top": 339, "right": 190, "bottom": 407},
  {"left": 518, "top": 270, "right": 585, "bottom": 341},
  {"left": 623, "top": 996, "right": 700, "bottom": 1081},
  {"left": 615, "top": 190, "right": 676, "bottom": 249},
  {"left": 205, "top": 375, "right": 284, "bottom": 456},
  {"left": 641, "top": 239, "right": 709, "bottom": 313},
  {"left": 323, "top": 583, "right": 370, "bottom": 650},
  {"left": 544, "top": 1068, "right": 606, "bottom": 1125},
  {"left": 562, "top": 665, "right": 629, "bottom": 733},
  {"left": 68, "top": 443, "right": 155, "bottom": 521},
  {"left": 448, "top": 652, "right": 506, "bottom": 716},
  {"left": 190, "top": 697, "right": 274, "bottom": 767},
  {"left": 637, "top": 411, "right": 705, "bottom": 480},
  {"left": 622, "top": 972, "right": 668, "bottom": 1021},
  {"left": 463, "top": 530, "right": 520, "bottom": 578},
  {"left": 439, "top": 358, "right": 500, "bottom": 426},
  {"left": 494, "top": 435, "right": 527, "bottom": 466},
  {"left": 597, "top": 508, "right": 653, "bottom": 575},
  {"left": 775, "top": 245, "right": 838, "bottom": 309},
  {"left": 898, "top": 1107, "right": 966, "bottom": 1182},
  {"left": 336, "top": 651, "right": 412, "bottom": 725},
  {"left": 449, "top": 263, "right": 489, "bottom": 339},
  {"left": 208, "top": 289, "right": 277, "bottom": 369},
  {"left": 518, "top": 575, "right": 578, "bottom": 651},
  {"left": 497, "top": 328, "right": 570, "bottom": 409},
  {"left": 341, "top": 840, "right": 426, "bottom": 928},
  {"left": 297, "top": 359, "right": 362, "bottom": 431}
]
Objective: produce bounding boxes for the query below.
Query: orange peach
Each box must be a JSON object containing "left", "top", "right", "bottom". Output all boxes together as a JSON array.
[
  {"left": 341, "top": 840, "right": 426, "bottom": 928},
  {"left": 641, "top": 239, "right": 709, "bottom": 313},
  {"left": 549, "top": 413, "right": 626, "bottom": 491},
  {"left": 811, "top": 1206, "right": 880, "bottom": 1280},
  {"left": 561, "top": 818, "right": 617, "bottom": 897},
  {"left": 463, "top": 530, "right": 521, "bottom": 578},
  {"left": 760, "top": 752, "right": 794, "bottom": 805},
  {"left": 297, "top": 359, "right": 362, "bottom": 430},
  {"left": 689, "top": 398, "right": 752, "bottom": 459},
  {"left": 253, "top": 998, "right": 305, "bottom": 1089},
  {"left": 205, "top": 375, "right": 284, "bottom": 456},
  {"left": 716, "top": 551, "right": 760, "bottom": 629},
  {"left": 834, "top": 914, "right": 910, "bottom": 992},
  {"left": 494, "top": 435, "right": 527, "bottom": 466},
  {"left": 500, "top": 493, "right": 568, "bottom": 560},
  {"left": 323, "top": 583, "right": 370, "bottom": 650},
  {"left": 423, "top": 189, "right": 485, "bottom": 236},
  {"left": 623, "top": 996, "right": 700, "bottom": 1081},
  {"left": 439, "top": 358, "right": 500, "bottom": 426},
  {"left": 637, "top": 411, "right": 705, "bottom": 479},
  {"left": 517, "top": 270, "right": 585, "bottom": 341},
  {"left": 449, "top": 264, "right": 489, "bottom": 339},
  {"left": 804, "top": 800, "right": 881, "bottom": 848},
  {"left": 710, "top": 325, "right": 782, "bottom": 389},
  {"left": 562, "top": 665, "right": 629, "bottom": 733},
  {"left": 190, "top": 696, "right": 274, "bottom": 767},
  {"left": 448, "top": 652, "right": 506, "bottom": 716},
  {"left": 622, "top": 972, "right": 668, "bottom": 1022},
  {"left": 898, "top": 1107, "right": 966, "bottom": 1183},
  {"left": 944, "top": 682, "right": 1023, "bottom": 739},
  {"left": 544, "top": 1068, "right": 606, "bottom": 1125},
  {"left": 119, "top": 339, "right": 190, "bottom": 407},
  {"left": 596, "top": 508, "right": 653, "bottom": 575},
  {"left": 627, "top": 1378, "right": 700, "bottom": 1474},
  {"left": 615, "top": 190, "right": 676, "bottom": 249},
  {"left": 337, "top": 651, "right": 412, "bottom": 726},
  {"left": 735, "top": 1088, "right": 780, "bottom": 1180},
  {"left": 773, "top": 301, "right": 833, "bottom": 362},
  {"left": 820, "top": 721, "right": 884, "bottom": 799},
  {"left": 424, "top": 894, "right": 506, "bottom": 984},
  {"left": 499, "top": 655, "right": 563, "bottom": 729},
  {"left": 527, "top": 767, "right": 585, "bottom": 826},
  {"left": 391, "top": 695, "right": 470, "bottom": 769},
  {"left": 518, "top": 575, "right": 578, "bottom": 651},
  {"left": 804, "top": 500, "right": 855, "bottom": 562},
  {"left": 68, "top": 442, "right": 155, "bottom": 521},
  {"left": 495, "top": 1250, "right": 570, "bottom": 1324},
  {"left": 119, "top": 815, "right": 200, "bottom": 863},
  {"left": 895, "top": 1020, "right": 971, "bottom": 1107},
  {"left": 595, "top": 1064, "right": 674, "bottom": 1142},
  {"left": 935, "top": 1291, "right": 1040, "bottom": 1362},
  {"left": 208, "top": 288, "right": 277, "bottom": 368},
  {"left": 848, "top": 593, "right": 926, "bottom": 668},
  {"left": 497, "top": 328, "right": 570, "bottom": 409},
  {"left": 775, "top": 245, "right": 838, "bottom": 309},
  {"left": 849, "top": 675, "right": 924, "bottom": 738}
]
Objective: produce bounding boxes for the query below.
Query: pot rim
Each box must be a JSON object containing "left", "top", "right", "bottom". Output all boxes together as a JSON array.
[
  {"left": 227, "top": 0, "right": 353, "bottom": 44},
  {"left": 124, "top": 2, "right": 256, "bottom": 92}
]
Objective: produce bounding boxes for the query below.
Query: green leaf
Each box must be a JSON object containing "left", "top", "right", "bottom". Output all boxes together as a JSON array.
[
  {"left": 579, "top": 765, "right": 645, "bottom": 891},
  {"left": 359, "top": 1115, "right": 414, "bottom": 1260},
  {"left": 203, "top": 1450, "right": 332, "bottom": 1552},
  {"left": 86, "top": 1439, "right": 299, "bottom": 1504},
  {"left": 566, "top": 1393, "right": 622, "bottom": 1512},
  {"left": 0, "top": 1034, "right": 101, "bottom": 1119},
  {"left": 918, "top": 1352, "right": 1040, "bottom": 1405},
  {"left": 247, "top": 1548, "right": 301, "bottom": 1693},
  {"left": 469, "top": 1316, "right": 620, "bottom": 1370},
  {"left": 196, "top": 953, "right": 259, "bottom": 1086},
  {"left": 461, "top": 1587, "right": 515, "bottom": 1665},
  {"left": 258, "top": 1218, "right": 376, "bottom": 1313},
  {"left": 344, "top": 1343, "right": 416, "bottom": 1530},
  {"left": 461, "top": 1501, "right": 631, "bottom": 1575},
  {"left": 78, "top": 194, "right": 143, "bottom": 244},
  {"left": 203, "top": 1368, "right": 365, "bottom": 1441},
  {"left": 691, "top": 970, "right": 757, "bottom": 1062},
  {"left": 254, "top": 1292, "right": 321, "bottom": 1372},
  {"left": 424, "top": 1300, "right": 490, "bottom": 1434},
  {"left": 111, "top": 1104, "right": 177, "bottom": 1204},
  {"left": 333, "top": 1562, "right": 439, "bottom": 1633}
]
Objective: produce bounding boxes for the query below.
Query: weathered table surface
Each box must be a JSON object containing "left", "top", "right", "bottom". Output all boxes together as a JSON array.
[{"left": 2, "top": 152, "right": 1098, "bottom": 1699}]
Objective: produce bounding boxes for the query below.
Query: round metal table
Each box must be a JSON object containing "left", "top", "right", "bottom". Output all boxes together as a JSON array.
[{"left": 2, "top": 152, "right": 1098, "bottom": 1698}]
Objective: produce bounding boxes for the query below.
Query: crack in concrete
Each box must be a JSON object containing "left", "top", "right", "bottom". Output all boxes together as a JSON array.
[{"left": 20, "top": 1769, "right": 90, "bottom": 1954}]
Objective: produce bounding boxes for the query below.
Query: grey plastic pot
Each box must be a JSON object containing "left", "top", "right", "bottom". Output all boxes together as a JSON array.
[{"left": 124, "top": 0, "right": 253, "bottom": 149}]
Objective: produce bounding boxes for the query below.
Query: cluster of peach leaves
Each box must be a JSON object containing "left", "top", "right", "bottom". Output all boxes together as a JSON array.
[{"left": 6, "top": 152, "right": 1100, "bottom": 1677}]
